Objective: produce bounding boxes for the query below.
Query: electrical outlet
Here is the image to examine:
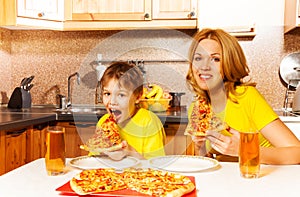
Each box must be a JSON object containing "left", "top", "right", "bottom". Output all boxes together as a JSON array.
[{"left": 97, "top": 54, "right": 102, "bottom": 61}]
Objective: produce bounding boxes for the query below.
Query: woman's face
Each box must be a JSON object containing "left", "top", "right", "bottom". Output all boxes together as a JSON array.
[
  {"left": 192, "top": 38, "right": 223, "bottom": 92},
  {"left": 102, "top": 79, "right": 139, "bottom": 123}
]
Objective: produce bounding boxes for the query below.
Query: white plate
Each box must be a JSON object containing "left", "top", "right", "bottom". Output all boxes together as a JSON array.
[
  {"left": 149, "top": 155, "right": 219, "bottom": 172},
  {"left": 69, "top": 156, "right": 140, "bottom": 170}
]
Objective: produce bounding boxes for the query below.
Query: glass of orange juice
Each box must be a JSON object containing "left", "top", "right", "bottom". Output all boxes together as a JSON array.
[
  {"left": 45, "top": 126, "right": 66, "bottom": 176},
  {"left": 239, "top": 131, "right": 260, "bottom": 178}
]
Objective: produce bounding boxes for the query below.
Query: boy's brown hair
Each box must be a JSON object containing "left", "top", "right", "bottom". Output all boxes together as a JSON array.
[{"left": 100, "top": 61, "right": 144, "bottom": 99}]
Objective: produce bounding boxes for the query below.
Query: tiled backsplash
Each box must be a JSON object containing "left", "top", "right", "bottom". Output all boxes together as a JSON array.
[{"left": 0, "top": 26, "right": 299, "bottom": 109}]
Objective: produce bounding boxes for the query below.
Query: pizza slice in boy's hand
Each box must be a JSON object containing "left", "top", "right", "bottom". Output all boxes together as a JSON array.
[{"left": 80, "top": 115, "right": 126, "bottom": 155}]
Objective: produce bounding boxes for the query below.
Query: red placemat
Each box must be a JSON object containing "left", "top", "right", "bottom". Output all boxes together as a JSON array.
[{"left": 56, "top": 176, "right": 197, "bottom": 197}]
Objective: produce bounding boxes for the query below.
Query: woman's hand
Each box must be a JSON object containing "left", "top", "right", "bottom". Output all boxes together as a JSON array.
[{"left": 206, "top": 128, "right": 240, "bottom": 157}]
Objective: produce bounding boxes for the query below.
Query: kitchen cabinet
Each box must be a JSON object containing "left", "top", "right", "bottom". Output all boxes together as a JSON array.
[
  {"left": 58, "top": 121, "right": 195, "bottom": 157},
  {"left": 72, "top": 0, "right": 151, "bottom": 21},
  {"left": 197, "top": 0, "right": 256, "bottom": 36},
  {"left": 26, "top": 126, "right": 47, "bottom": 163},
  {"left": 284, "top": 0, "right": 300, "bottom": 33},
  {"left": 0, "top": 124, "right": 50, "bottom": 175},
  {"left": 152, "top": 0, "right": 197, "bottom": 19},
  {"left": 164, "top": 123, "right": 195, "bottom": 155},
  {"left": 0, "top": 0, "right": 16, "bottom": 26},
  {"left": 16, "top": 0, "right": 197, "bottom": 30},
  {"left": 17, "top": 0, "right": 66, "bottom": 21},
  {"left": 4, "top": 129, "right": 26, "bottom": 173},
  {"left": 57, "top": 122, "right": 93, "bottom": 158}
]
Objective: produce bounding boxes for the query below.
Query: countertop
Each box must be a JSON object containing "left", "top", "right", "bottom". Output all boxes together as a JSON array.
[
  {"left": 1, "top": 104, "right": 300, "bottom": 132},
  {"left": 0, "top": 158, "right": 299, "bottom": 197},
  {"left": 0, "top": 105, "right": 189, "bottom": 131}
]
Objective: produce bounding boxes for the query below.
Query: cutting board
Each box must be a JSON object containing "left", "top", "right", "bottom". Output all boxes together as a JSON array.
[{"left": 56, "top": 176, "right": 197, "bottom": 197}]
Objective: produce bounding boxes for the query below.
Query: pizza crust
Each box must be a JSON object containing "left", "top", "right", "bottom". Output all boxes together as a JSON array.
[{"left": 165, "top": 182, "right": 195, "bottom": 197}]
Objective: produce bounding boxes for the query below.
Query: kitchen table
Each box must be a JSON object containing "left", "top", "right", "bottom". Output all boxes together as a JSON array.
[{"left": 0, "top": 158, "right": 299, "bottom": 197}]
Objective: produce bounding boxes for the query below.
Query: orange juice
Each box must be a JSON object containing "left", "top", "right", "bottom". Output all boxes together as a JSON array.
[
  {"left": 45, "top": 126, "right": 66, "bottom": 176},
  {"left": 239, "top": 132, "right": 260, "bottom": 178}
]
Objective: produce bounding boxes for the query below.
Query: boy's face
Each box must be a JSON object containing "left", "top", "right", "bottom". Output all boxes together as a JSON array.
[{"left": 102, "top": 79, "right": 140, "bottom": 123}]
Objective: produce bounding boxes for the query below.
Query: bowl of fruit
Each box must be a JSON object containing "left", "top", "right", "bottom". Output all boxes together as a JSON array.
[{"left": 139, "top": 84, "right": 171, "bottom": 112}]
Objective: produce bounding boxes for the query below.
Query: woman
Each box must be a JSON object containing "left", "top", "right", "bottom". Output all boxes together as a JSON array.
[{"left": 186, "top": 28, "right": 300, "bottom": 165}]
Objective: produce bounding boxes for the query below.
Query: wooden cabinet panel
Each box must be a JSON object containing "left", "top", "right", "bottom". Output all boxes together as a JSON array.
[
  {"left": 5, "top": 129, "right": 26, "bottom": 173},
  {"left": 26, "top": 127, "right": 47, "bottom": 163},
  {"left": 17, "top": 0, "right": 68, "bottom": 21},
  {"left": 0, "top": 131, "right": 6, "bottom": 175},
  {"left": 152, "top": 0, "right": 197, "bottom": 19},
  {"left": 164, "top": 123, "right": 195, "bottom": 155},
  {"left": 72, "top": 0, "right": 151, "bottom": 21},
  {"left": 57, "top": 122, "right": 94, "bottom": 158},
  {"left": 284, "top": 0, "right": 300, "bottom": 33},
  {"left": 0, "top": 0, "right": 16, "bottom": 26}
]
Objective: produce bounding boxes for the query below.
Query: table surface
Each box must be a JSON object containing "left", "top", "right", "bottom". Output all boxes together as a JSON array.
[{"left": 0, "top": 158, "right": 299, "bottom": 197}]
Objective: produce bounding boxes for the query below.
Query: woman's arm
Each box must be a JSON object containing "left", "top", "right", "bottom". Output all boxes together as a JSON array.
[
  {"left": 206, "top": 119, "right": 300, "bottom": 164},
  {"left": 259, "top": 118, "right": 300, "bottom": 164},
  {"left": 260, "top": 146, "right": 300, "bottom": 165}
]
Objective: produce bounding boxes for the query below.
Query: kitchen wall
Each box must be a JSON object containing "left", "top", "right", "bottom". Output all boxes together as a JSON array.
[
  {"left": 0, "top": 26, "right": 299, "bottom": 110},
  {"left": 0, "top": 0, "right": 299, "bottom": 110}
]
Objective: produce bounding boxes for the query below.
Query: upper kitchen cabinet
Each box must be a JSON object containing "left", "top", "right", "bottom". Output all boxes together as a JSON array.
[
  {"left": 71, "top": 0, "right": 151, "bottom": 21},
  {"left": 0, "top": 0, "right": 16, "bottom": 26},
  {"left": 197, "top": 0, "right": 256, "bottom": 36},
  {"left": 152, "top": 0, "right": 197, "bottom": 19},
  {"left": 284, "top": 0, "right": 300, "bottom": 33},
  {"left": 16, "top": 0, "right": 197, "bottom": 30},
  {"left": 17, "top": 0, "right": 66, "bottom": 21}
]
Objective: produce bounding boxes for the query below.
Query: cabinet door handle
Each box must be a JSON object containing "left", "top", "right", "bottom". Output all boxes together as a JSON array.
[
  {"left": 144, "top": 13, "right": 150, "bottom": 19},
  {"left": 38, "top": 12, "right": 44, "bottom": 17},
  {"left": 188, "top": 11, "right": 195, "bottom": 18},
  {"left": 7, "top": 129, "right": 26, "bottom": 137}
]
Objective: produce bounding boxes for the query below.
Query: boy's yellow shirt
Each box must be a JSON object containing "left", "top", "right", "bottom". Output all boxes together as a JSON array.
[{"left": 97, "top": 108, "right": 166, "bottom": 159}]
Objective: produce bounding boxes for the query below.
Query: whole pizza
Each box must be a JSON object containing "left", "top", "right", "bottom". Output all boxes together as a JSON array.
[{"left": 70, "top": 168, "right": 195, "bottom": 197}]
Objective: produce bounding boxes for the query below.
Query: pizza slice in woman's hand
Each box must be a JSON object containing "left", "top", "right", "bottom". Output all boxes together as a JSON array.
[
  {"left": 80, "top": 115, "right": 127, "bottom": 155},
  {"left": 185, "top": 97, "right": 228, "bottom": 136}
]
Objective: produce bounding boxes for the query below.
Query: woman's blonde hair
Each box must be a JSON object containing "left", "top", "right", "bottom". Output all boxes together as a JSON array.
[{"left": 186, "top": 28, "right": 256, "bottom": 103}]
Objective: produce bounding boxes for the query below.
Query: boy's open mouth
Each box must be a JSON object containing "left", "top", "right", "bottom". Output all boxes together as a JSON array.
[{"left": 110, "top": 109, "right": 122, "bottom": 120}]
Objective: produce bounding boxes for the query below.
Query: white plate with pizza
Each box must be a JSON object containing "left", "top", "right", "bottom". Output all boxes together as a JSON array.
[
  {"left": 69, "top": 156, "right": 140, "bottom": 170},
  {"left": 149, "top": 155, "right": 219, "bottom": 172}
]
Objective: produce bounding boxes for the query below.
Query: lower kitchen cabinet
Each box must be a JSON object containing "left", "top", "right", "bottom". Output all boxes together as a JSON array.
[
  {"left": 58, "top": 121, "right": 196, "bottom": 158},
  {"left": 164, "top": 123, "right": 195, "bottom": 156},
  {"left": 57, "top": 122, "right": 94, "bottom": 158},
  {"left": 0, "top": 124, "right": 49, "bottom": 175},
  {"left": 4, "top": 129, "right": 27, "bottom": 173}
]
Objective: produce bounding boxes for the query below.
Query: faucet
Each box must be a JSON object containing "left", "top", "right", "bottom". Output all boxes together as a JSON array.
[{"left": 67, "top": 72, "right": 80, "bottom": 107}]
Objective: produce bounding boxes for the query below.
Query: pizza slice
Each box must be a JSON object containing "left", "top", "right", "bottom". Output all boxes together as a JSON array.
[
  {"left": 185, "top": 98, "right": 228, "bottom": 136},
  {"left": 70, "top": 168, "right": 127, "bottom": 195},
  {"left": 80, "top": 115, "right": 126, "bottom": 155}
]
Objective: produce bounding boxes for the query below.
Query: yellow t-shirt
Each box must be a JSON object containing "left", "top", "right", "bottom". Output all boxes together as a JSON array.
[
  {"left": 97, "top": 108, "right": 166, "bottom": 159},
  {"left": 187, "top": 86, "right": 278, "bottom": 147}
]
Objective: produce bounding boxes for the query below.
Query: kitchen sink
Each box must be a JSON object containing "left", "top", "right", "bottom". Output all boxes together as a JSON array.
[{"left": 55, "top": 105, "right": 106, "bottom": 114}]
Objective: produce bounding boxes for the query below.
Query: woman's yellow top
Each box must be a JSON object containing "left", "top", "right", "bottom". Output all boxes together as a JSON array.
[
  {"left": 97, "top": 108, "right": 166, "bottom": 159},
  {"left": 188, "top": 86, "right": 278, "bottom": 147}
]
